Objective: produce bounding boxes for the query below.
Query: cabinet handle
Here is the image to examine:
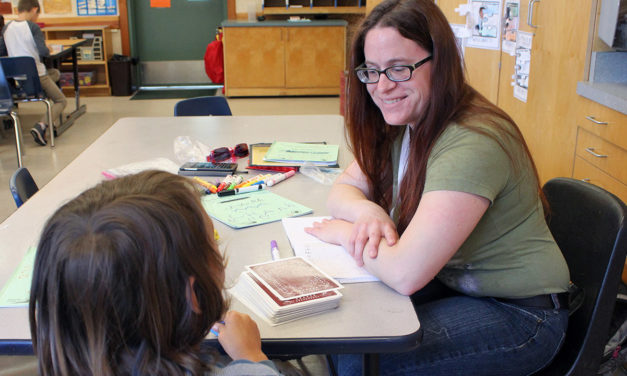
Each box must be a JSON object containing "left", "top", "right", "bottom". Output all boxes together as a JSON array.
[
  {"left": 585, "top": 116, "right": 608, "bottom": 125},
  {"left": 585, "top": 147, "right": 608, "bottom": 158},
  {"left": 527, "top": 0, "right": 540, "bottom": 28}
]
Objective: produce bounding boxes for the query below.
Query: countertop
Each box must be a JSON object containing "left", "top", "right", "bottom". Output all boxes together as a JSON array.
[{"left": 221, "top": 19, "right": 348, "bottom": 27}]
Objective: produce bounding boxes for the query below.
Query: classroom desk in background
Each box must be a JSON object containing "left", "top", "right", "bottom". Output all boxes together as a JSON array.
[
  {"left": 0, "top": 116, "right": 421, "bottom": 374},
  {"left": 44, "top": 38, "right": 88, "bottom": 135}
]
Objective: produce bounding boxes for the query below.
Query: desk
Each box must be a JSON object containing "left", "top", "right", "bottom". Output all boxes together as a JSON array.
[
  {"left": 0, "top": 116, "right": 421, "bottom": 369},
  {"left": 44, "top": 38, "right": 88, "bottom": 136}
]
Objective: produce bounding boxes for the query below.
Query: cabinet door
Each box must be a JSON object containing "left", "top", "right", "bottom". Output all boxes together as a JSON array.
[
  {"left": 224, "top": 27, "right": 285, "bottom": 89},
  {"left": 514, "top": 0, "right": 593, "bottom": 183},
  {"left": 285, "top": 26, "right": 345, "bottom": 89}
]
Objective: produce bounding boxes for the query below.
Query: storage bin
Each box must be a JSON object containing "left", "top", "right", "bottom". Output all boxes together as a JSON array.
[{"left": 59, "top": 71, "right": 95, "bottom": 87}]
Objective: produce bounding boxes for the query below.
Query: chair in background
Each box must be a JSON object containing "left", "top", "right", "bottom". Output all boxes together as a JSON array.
[
  {"left": 10, "top": 167, "right": 39, "bottom": 208},
  {"left": 174, "top": 96, "right": 232, "bottom": 116},
  {"left": 0, "top": 59, "right": 24, "bottom": 167},
  {"left": 536, "top": 178, "right": 627, "bottom": 375},
  {"left": 0, "top": 56, "right": 54, "bottom": 147}
]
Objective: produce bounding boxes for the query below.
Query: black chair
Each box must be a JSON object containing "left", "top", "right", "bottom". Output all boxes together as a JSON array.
[
  {"left": 9, "top": 167, "right": 39, "bottom": 208},
  {"left": 0, "top": 56, "right": 54, "bottom": 147},
  {"left": 0, "top": 60, "right": 23, "bottom": 167},
  {"left": 536, "top": 178, "right": 627, "bottom": 375},
  {"left": 174, "top": 96, "right": 232, "bottom": 116}
]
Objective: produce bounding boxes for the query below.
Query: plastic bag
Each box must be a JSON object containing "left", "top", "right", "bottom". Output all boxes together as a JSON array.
[
  {"left": 300, "top": 162, "right": 342, "bottom": 185},
  {"left": 173, "top": 136, "right": 211, "bottom": 164}
]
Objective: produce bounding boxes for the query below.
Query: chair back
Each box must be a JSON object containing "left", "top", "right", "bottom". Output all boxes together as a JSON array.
[
  {"left": 0, "top": 56, "right": 45, "bottom": 99},
  {"left": 174, "top": 96, "right": 232, "bottom": 116},
  {"left": 0, "top": 62, "right": 14, "bottom": 114},
  {"left": 537, "top": 178, "right": 627, "bottom": 375},
  {"left": 9, "top": 167, "right": 39, "bottom": 208}
]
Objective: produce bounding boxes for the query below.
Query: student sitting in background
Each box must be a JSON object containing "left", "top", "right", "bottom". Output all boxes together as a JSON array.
[
  {"left": 0, "top": 0, "right": 67, "bottom": 146},
  {"left": 29, "top": 171, "right": 280, "bottom": 376}
]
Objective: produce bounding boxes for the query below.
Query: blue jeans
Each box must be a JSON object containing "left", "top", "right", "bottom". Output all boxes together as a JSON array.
[{"left": 336, "top": 282, "right": 568, "bottom": 376}]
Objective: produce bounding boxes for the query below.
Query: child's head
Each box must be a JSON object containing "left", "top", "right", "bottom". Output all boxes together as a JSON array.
[
  {"left": 30, "top": 170, "right": 226, "bottom": 375},
  {"left": 17, "top": 0, "right": 40, "bottom": 14}
]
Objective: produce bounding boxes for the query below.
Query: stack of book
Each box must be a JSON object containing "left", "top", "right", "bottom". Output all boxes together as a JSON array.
[
  {"left": 247, "top": 142, "right": 339, "bottom": 171},
  {"left": 231, "top": 257, "right": 343, "bottom": 325}
]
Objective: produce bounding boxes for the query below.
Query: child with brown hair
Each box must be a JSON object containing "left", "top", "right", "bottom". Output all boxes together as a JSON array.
[
  {"left": 0, "top": 0, "right": 67, "bottom": 146},
  {"left": 29, "top": 170, "right": 280, "bottom": 375}
]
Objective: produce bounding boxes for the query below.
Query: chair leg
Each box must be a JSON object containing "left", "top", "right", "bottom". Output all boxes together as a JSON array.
[
  {"left": 44, "top": 99, "right": 54, "bottom": 147},
  {"left": 10, "top": 112, "right": 23, "bottom": 168}
]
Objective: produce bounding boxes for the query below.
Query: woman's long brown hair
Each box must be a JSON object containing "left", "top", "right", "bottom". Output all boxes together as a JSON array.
[
  {"left": 29, "top": 171, "right": 226, "bottom": 376},
  {"left": 346, "top": 0, "right": 543, "bottom": 234}
]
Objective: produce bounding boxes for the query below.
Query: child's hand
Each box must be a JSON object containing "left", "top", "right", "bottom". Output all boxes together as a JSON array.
[{"left": 214, "top": 311, "right": 267, "bottom": 362}]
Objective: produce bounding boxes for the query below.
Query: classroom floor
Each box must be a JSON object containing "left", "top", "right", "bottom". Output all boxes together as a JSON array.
[{"left": 0, "top": 94, "right": 339, "bottom": 376}]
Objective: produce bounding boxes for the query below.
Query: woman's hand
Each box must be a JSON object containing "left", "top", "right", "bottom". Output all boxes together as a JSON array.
[
  {"left": 214, "top": 311, "right": 267, "bottom": 362},
  {"left": 305, "top": 218, "right": 353, "bottom": 246},
  {"left": 348, "top": 203, "right": 398, "bottom": 266}
]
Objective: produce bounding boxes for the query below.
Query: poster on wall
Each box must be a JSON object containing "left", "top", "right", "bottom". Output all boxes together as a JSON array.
[
  {"left": 513, "top": 30, "right": 533, "bottom": 102},
  {"left": 467, "top": 0, "right": 502, "bottom": 50},
  {"left": 76, "top": 0, "right": 116, "bottom": 15},
  {"left": 502, "top": 0, "right": 519, "bottom": 55}
]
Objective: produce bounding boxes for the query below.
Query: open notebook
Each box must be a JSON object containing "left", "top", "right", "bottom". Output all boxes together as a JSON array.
[{"left": 281, "top": 217, "right": 379, "bottom": 283}]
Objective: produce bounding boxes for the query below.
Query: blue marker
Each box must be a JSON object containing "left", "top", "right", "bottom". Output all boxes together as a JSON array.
[{"left": 210, "top": 320, "right": 225, "bottom": 336}]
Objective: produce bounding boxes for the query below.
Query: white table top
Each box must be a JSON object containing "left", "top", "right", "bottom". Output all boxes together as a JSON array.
[{"left": 0, "top": 115, "right": 420, "bottom": 355}]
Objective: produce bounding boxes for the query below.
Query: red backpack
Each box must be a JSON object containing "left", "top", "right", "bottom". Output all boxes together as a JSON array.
[{"left": 204, "top": 30, "right": 224, "bottom": 84}]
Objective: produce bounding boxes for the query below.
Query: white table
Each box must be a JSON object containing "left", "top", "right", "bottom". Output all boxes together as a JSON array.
[{"left": 0, "top": 116, "right": 421, "bottom": 363}]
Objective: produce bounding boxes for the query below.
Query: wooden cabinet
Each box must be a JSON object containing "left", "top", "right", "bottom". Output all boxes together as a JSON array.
[
  {"left": 43, "top": 25, "right": 113, "bottom": 96},
  {"left": 262, "top": 0, "right": 366, "bottom": 15},
  {"left": 573, "top": 97, "right": 627, "bottom": 203},
  {"left": 223, "top": 23, "right": 346, "bottom": 97}
]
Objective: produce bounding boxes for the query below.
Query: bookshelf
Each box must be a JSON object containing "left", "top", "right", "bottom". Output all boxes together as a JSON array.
[{"left": 43, "top": 25, "right": 113, "bottom": 96}]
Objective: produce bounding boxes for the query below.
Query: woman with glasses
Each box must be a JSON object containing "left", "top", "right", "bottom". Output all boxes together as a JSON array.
[{"left": 305, "top": 0, "right": 569, "bottom": 374}]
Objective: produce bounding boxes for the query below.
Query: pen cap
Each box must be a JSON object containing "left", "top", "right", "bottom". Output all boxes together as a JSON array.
[{"left": 271, "top": 240, "right": 278, "bottom": 248}]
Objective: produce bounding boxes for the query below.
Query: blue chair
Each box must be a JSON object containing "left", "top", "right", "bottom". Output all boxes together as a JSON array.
[
  {"left": 0, "top": 61, "right": 24, "bottom": 167},
  {"left": 10, "top": 167, "right": 39, "bottom": 208},
  {"left": 174, "top": 96, "right": 232, "bottom": 116},
  {"left": 536, "top": 178, "right": 627, "bottom": 375},
  {"left": 0, "top": 56, "right": 54, "bottom": 147}
]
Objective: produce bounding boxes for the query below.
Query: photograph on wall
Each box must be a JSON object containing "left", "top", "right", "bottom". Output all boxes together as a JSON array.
[
  {"left": 502, "top": 0, "right": 519, "bottom": 55},
  {"left": 467, "top": 0, "right": 502, "bottom": 50},
  {"left": 513, "top": 30, "right": 533, "bottom": 103}
]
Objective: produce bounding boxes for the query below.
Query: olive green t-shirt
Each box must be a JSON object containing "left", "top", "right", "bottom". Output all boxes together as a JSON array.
[{"left": 392, "top": 122, "right": 570, "bottom": 298}]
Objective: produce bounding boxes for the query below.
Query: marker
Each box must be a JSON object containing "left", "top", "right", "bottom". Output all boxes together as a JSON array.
[
  {"left": 270, "top": 240, "right": 280, "bottom": 261},
  {"left": 193, "top": 177, "right": 218, "bottom": 193},
  {"left": 227, "top": 175, "right": 244, "bottom": 190},
  {"left": 216, "top": 175, "right": 234, "bottom": 193},
  {"left": 234, "top": 174, "right": 262, "bottom": 189},
  {"left": 241, "top": 174, "right": 270, "bottom": 188},
  {"left": 266, "top": 170, "right": 296, "bottom": 187},
  {"left": 217, "top": 183, "right": 266, "bottom": 197},
  {"left": 210, "top": 320, "right": 225, "bottom": 336}
]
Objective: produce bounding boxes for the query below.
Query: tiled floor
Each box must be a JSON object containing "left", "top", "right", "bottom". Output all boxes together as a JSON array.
[{"left": 0, "top": 94, "right": 339, "bottom": 376}]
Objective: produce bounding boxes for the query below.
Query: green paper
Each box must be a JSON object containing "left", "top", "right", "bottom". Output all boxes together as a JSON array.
[
  {"left": 0, "top": 246, "right": 36, "bottom": 308},
  {"left": 263, "top": 142, "right": 339, "bottom": 165},
  {"left": 202, "top": 190, "right": 312, "bottom": 229}
]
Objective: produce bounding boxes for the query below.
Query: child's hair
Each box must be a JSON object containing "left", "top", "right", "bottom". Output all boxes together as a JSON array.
[
  {"left": 17, "top": 0, "right": 40, "bottom": 13},
  {"left": 29, "top": 170, "right": 227, "bottom": 376}
]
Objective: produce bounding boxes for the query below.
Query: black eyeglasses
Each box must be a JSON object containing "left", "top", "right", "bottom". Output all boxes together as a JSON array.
[{"left": 355, "top": 55, "right": 432, "bottom": 84}]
